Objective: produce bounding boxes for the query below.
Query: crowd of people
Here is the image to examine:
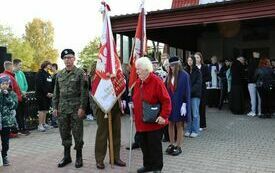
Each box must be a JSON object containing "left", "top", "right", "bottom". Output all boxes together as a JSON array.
[{"left": 1, "top": 49, "right": 275, "bottom": 172}]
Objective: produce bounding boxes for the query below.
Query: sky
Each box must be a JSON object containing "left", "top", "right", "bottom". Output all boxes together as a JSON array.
[{"left": 0, "top": 0, "right": 172, "bottom": 55}]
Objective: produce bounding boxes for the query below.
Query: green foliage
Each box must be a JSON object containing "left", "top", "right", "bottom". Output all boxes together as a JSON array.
[
  {"left": 0, "top": 24, "right": 35, "bottom": 71},
  {"left": 78, "top": 37, "right": 100, "bottom": 71},
  {"left": 8, "top": 38, "right": 35, "bottom": 71},
  {"left": 0, "top": 25, "right": 14, "bottom": 46},
  {"left": 24, "top": 18, "right": 58, "bottom": 71}
]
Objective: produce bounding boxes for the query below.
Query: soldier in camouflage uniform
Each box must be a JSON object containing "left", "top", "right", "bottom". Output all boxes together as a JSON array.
[
  {"left": 0, "top": 75, "right": 18, "bottom": 166},
  {"left": 52, "top": 49, "right": 88, "bottom": 168}
]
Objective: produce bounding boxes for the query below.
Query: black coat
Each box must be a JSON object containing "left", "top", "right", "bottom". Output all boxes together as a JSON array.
[
  {"left": 255, "top": 67, "right": 274, "bottom": 89},
  {"left": 35, "top": 70, "right": 53, "bottom": 98},
  {"left": 187, "top": 67, "right": 202, "bottom": 98},
  {"left": 247, "top": 58, "right": 259, "bottom": 83},
  {"left": 200, "top": 64, "right": 211, "bottom": 91},
  {"left": 218, "top": 65, "right": 229, "bottom": 87},
  {"left": 231, "top": 60, "right": 246, "bottom": 86}
]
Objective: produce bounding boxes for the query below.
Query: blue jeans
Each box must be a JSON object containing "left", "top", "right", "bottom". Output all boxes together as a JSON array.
[
  {"left": 248, "top": 83, "right": 261, "bottom": 114},
  {"left": 186, "top": 98, "right": 201, "bottom": 134}
]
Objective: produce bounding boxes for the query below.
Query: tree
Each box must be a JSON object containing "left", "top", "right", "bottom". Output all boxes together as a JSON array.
[
  {"left": 77, "top": 37, "right": 100, "bottom": 71},
  {"left": 0, "top": 25, "right": 13, "bottom": 46},
  {"left": 8, "top": 38, "right": 35, "bottom": 71},
  {"left": 24, "top": 18, "right": 58, "bottom": 71},
  {"left": 0, "top": 24, "right": 35, "bottom": 71}
]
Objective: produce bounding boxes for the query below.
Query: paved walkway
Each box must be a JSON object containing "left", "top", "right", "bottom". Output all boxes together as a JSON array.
[{"left": 1, "top": 108, "right": 275, "bottom": 173}]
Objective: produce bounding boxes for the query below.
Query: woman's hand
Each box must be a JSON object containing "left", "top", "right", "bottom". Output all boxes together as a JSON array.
[
  {"left": 155, "top": 116, "right": 166, "bottom": 125},
  {"left": 53, "top": 109, "right": 58, "bottom": 117},
  {"left": 47, "top": 93, "right": 53, "bottom": 98}
]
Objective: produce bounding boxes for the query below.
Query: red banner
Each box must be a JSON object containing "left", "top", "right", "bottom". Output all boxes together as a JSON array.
[
  {"left": 128, "top": 2, "right": 147, "bottom": 92},
  {"left": 91, "top": 2, "right": 126, "bottom": 113}
]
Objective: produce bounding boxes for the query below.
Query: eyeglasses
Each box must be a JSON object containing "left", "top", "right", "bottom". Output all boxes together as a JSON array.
[{"left": 63, "top": 56, "right": 74, "bottom": 60}]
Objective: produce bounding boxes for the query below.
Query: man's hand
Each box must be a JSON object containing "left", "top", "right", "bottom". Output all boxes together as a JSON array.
[
  {"left": 53, "top": 109, "right": 58, "bottom": 117},
  {"left": 155, "top": 116, "right": 166, "bottom": 125},
  {"left": 78, "top": 108, "right": 86, "bottom": 119}
]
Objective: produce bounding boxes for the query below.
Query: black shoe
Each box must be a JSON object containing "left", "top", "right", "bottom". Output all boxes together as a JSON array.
[
  {"left": 114, "top": 159, "right": 126, "bottom": 167},
  {"left": 266, "top": 114, "right": 272, "bottom": 118},
  {"left": 126, "top": 143, "right": 139, "bottom": 150},
  {"left": 96, "top": 162, "right": 105, "bottom": 169},
  {"left": 153, "top": 171, "right": 161, "bottom": 173},
  {"left": 165, "top": 144, "right": 174, "bottom": 154},
  {"left": 137, "top": 167, "right": 152, "bottom": 173},
  {"left": 3, "top": 156, "right": 10, "bottom": 166},
  {"left": 52, "top": 124, "right": 58, "bottom": 128},
  {"left": 58, "top": 157, "right": 72, "bottom": 167},
  {"left": 162, "top": 138, "right": 169, "bottom": 142},
  {"left": 171, "top": 146, "right": 182, "bottom": 156},
  {"left": 58, "top": 147, "right": 72, "bottom": 167},
  {"left": 259, "top": 115, "right": 267, "bottom": 119},
  {"left": 75, "top": 149, "right": 83, "bottom": 168},
  {"left": 21, "top": 130, "right": 30, "bottom": 135}
]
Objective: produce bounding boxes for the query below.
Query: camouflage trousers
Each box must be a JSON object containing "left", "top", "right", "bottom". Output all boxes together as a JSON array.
[
  {"left": 58, "top": 112, "right": 84, "bottom": 150},
  {"left": 95, "top": 102, "right": 121, "bottom": 162}
]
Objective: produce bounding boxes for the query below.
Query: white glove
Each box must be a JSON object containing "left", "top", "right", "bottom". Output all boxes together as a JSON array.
[
  {"left": 120, "top": 100, "right": 127, "bottom": 114},
  {"left": 121, "top": 100, "right": 126, "bottom": 110},
  {"left": 128, "top": 102, "right": 134, "bottom": 109},
  {"left": 180, "top": 103, "right": 186, "bottom": 116}
]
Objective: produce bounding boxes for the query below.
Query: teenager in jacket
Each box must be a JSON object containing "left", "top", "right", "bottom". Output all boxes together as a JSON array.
[
  {"left": 194, "top": 52, "right": 210, "bottom": 130},
  {"left": 185, "top": 55, "right": 202, "bottom": 138}
]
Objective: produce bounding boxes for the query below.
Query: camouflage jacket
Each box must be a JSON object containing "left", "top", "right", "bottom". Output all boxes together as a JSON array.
[
  {"left": 0, "top": 90, "right": 18, "bottom": 129},
  {"left": 52, "top": 66, "right": 88, "bottom": 114}
]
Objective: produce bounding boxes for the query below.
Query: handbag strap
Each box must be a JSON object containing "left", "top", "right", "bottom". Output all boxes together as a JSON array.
[{"left": 140, "top": 83, "right": 144, "bottom": 101}]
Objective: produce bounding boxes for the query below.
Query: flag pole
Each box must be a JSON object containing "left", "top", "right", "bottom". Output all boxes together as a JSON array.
[
  {"left": 108, "top": 112, "right": 114, "bottom": 168},
  {"left": 128, "top": 102, "right": 134, "bottom": 172}
]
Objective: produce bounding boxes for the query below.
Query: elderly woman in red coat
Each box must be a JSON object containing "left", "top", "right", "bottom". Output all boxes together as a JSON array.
[{"left": 132, "top": 56, "right": 172, "bottom": 173}]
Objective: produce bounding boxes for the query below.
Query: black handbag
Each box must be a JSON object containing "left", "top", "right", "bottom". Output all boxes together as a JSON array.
[
  {"left": 140, "top": 86, "right": 160, "bottom": 123},
  {"left": 142, "top": 101, "right": 160, "bottom": 123}
]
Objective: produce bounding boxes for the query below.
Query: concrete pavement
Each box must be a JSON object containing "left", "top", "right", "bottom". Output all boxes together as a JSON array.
[{"left": 1, "top": 108, "right": 275, "bottom": 173}]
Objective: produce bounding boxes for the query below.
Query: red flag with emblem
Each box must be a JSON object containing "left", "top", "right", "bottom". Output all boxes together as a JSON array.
[
  {"left": 91, "top": 2, "right": 126, "bottom": 113},
  {"left": 128, "top": 1, "right": 147, "bottom": 91}
]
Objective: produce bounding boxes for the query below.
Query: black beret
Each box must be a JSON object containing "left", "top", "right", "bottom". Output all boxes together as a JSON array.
[
  {"left": 169, "top": 56, "right": 180, "bottom": 64},
  {"left": 61, "top": 49, "right": 75, "bottom": 59}
]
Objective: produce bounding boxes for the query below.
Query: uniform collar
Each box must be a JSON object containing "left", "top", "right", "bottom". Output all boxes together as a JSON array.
[{"left": 63, "top": 66, "right": 76, "bottom": 74}]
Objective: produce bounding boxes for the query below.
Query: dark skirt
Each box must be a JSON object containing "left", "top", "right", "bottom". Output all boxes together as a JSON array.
[
  {"left": 36, "top": 95, "right": 51, "bottom": 111},
  {"left": 229, "top": 85, "right": 245, "bottom": 114},
  {"left": 206, "top": 89, "right": 220, "bottom": 107},
  {"left": 200, "top": 88, "right": 207, "bottom": 128}
]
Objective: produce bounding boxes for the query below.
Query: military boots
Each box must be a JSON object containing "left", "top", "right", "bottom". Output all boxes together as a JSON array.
[
  {"left": 75, "top": 149, "right": 83, "bottom": 168},
  {"left": 58, "top": 147, "right": 72, "bottom": 167}
]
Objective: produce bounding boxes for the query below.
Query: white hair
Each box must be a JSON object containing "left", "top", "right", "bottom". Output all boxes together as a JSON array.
[{"left": 135, "top": 57, "right": 153, "bottom": 72}]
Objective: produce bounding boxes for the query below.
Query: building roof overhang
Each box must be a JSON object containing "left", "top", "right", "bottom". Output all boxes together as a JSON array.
[{"left": 111, "top": 0, "right": 275, "bottom": 35}]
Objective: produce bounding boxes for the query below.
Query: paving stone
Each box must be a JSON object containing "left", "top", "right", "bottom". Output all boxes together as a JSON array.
[{"left": 1, "top": 108, "right": 275, "bottom": 173}]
